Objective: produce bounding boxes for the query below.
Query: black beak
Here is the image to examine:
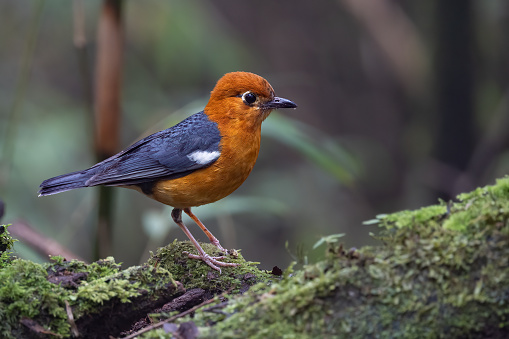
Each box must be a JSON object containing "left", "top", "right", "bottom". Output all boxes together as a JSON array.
[{"left": 263, "top": 96, "right": 297, "bottom": 109}]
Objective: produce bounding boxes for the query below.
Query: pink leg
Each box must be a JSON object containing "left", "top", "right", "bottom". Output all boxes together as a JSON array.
[
  {"left": 184, "top": 207, "right": 227, "bottom": 252},
  {"left": 171, "top": 208, "right": 238, "bottom": 272}
]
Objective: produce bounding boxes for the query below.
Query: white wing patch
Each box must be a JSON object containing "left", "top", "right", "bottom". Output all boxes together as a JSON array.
[{"left": 187, "top": 150, "right": 220, "bottom": 165}]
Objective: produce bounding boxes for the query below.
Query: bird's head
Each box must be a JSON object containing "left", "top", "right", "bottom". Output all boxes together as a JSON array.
[{"left": 205, "top": 72, "right": 297, "bottom": 126}]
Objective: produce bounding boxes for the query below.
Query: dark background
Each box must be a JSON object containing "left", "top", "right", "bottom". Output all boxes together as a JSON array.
[{"left": 1, "top": 0, "right": 508, "bottom": 268}]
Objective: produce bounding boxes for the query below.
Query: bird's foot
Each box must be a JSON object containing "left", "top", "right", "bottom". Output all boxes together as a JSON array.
[
  {"left": 209, "top": 242, "right": 239, "bottom": 258},
  {"left": 183, "top": 251, "right": 239, "bottom": 272},
  {"left": 209, "top": 239, "right": 229, "bottom": 253}
]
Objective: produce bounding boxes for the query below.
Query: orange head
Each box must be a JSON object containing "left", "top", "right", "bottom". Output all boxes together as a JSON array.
[{"left": 205, "top": 72, "right": 296, "bottom": 126}]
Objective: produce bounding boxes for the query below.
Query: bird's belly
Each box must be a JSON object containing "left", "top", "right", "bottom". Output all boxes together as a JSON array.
[{"left": 150, "top": 156, "right": 256, "bottom": 209}]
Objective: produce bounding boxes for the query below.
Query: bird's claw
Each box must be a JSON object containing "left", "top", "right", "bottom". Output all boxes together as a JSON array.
[
  {"left": 209, "top": 239, "right": 228, "bottom": 253},
  {"left": 208, "top": 240, "right": 239, "bottom": 258},
  {"left": 183, "top": 251, "right": 239, "bottom": 272}
]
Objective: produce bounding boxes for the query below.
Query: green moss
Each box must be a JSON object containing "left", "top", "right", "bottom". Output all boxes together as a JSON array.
[
  {"left": 444, "top": 176, "right": 509, "bottom": 231},
  {"left": 377, "top": 176, "right": 509, "bottom": 233},
  {"left": 48, "top": 255, "right": 121, "bottom": 280},
  {"left": 0, "top": 255, "right": 177, "bottom": 338},
  {"left": 157, "top": 177, "right": 509, "bottom": 338},
  {"left": 6, "top": 177, "right": 509, "bottom": 337},
  {"left": 0, "top": 225, "right": 16, "bottom": 268},
  {"left": 186, "top": 223, "right": 509, "bottom": 338},
  {"left": 149, "top": 240, "right": 273, "bottom": 292},
  {"left": 381, "top": 204, "right": 448, "bottom": 229},
  {"left": 71, "top": 276, "right": 141, "bottom": 315},
  {"left": 0, "top": 259, "right": 70, "bottom": 338}
]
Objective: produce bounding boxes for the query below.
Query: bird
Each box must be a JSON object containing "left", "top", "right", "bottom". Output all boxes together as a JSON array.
[{"left": 39, "top": 71, "right": 297, "bottom": 271}]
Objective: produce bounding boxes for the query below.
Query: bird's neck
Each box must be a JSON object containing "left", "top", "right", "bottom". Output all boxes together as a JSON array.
[
  {"left": 214, "top": 115, "right": 262, "bottom": 144},
  {"left": 208, "top": 112, "right": 262, "bottom": 162}
]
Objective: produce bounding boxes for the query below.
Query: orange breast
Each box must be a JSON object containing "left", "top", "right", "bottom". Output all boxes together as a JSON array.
[{"left": 150, "top": 122, "right": 262, "bottom": 209}]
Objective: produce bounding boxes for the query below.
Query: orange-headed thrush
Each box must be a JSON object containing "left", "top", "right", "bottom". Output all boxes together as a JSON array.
[{"left": 39, "top": 71, "right": 297, "bottom": 271}]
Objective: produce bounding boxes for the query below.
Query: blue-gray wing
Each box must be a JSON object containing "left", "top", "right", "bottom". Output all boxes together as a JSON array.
[{"left": 85, "top": 111, "right": 221, "bottom": 186}]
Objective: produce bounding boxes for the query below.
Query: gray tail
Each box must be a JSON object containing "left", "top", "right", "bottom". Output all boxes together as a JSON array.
[{"left": 38, "top": 169, "right": 95, "bottom": 196}]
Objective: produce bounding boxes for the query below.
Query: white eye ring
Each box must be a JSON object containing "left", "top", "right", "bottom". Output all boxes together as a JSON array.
[{"left": 242, "top": 91, "right": 257, "bottom": 105}]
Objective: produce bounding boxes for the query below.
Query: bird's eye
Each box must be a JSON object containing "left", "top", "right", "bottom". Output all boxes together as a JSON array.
[{"left": 242, "top": 91, "right": 257, "bottom": 105}]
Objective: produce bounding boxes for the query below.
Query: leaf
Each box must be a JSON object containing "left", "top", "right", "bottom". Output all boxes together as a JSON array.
[{"left": 312, "top": 233, "right": 346, "bottom": 249}]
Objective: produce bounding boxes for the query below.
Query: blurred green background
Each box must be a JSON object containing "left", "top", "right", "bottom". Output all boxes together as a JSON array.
[{"left": 1, "top": 0, "right": 508, "bottom": 269}]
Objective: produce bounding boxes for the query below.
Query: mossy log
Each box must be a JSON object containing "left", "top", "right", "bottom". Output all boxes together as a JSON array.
[
  {"left": 3, "top": 177, "right": 509, "bottom": 338},
  {"left": 0, "top": 238, "right": 267, "bottom": 339}
]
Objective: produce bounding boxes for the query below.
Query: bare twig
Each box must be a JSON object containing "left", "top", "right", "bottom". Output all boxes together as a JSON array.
[
  {"left": 20, "top": 317, "right": 62, "bottom": 337},
  {"left": 65, "top": 300, "right": 80, "bottom": 338},
  {"left": 94, "top": 0, "right": 123, "bottom": 158},
  {"left": 9, "top": 220, "right": 86, "bottom": 262},
  {"left": 93, "top": 0, "right": 124, "bottom": 259},
  {"left": 121, "top": 296, "right": 219, "bottom": 339}
]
